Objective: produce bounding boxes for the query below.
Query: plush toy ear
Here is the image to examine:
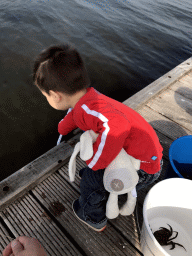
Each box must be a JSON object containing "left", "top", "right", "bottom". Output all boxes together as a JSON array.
[
  {"left": 89, "top": 130, "right": 99, "bottom": 142},
  {"left": 68, "top": 130, "right": 99, "bottom": 182},
  {"left": 68, "top": 142, "right": 80, "bottom": 182},
  {"left": 80, "top": 130, "right": 99, "bottom": 161},
  {"left": 80, "top": 131, "right": 94, "bottom": 161}
]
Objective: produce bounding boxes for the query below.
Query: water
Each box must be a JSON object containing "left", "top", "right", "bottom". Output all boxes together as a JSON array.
[
  {"left": 147, "top": 207, "right": 192, "bottom": 255},
  {"left": 0, "top": 0, "right": 192, "bottom": 181}
]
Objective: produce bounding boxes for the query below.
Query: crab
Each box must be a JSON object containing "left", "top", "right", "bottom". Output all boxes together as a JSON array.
[{"left": 152, "top": 224, "right": 186, "bottom": 251}]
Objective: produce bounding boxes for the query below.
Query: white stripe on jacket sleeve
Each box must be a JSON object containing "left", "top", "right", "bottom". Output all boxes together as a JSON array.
[{"left": 81, "top": 104, "right": 110, "bottom": 169}]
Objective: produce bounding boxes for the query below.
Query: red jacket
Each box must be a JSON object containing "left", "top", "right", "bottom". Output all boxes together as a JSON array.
[{"left": 58, "top": 87, "right": 163, "bottom": 174}]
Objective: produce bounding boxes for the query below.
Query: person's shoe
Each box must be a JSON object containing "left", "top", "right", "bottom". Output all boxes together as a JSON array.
[{"left": 72, "top": 199, "right": 107, "bottom": 232}]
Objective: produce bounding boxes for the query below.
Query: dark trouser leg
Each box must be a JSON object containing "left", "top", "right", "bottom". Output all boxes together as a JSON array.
[
  {"left": 78, "top": 167, "right": 108, "bottom": 223},
  {"left": 136, "top": 159, "right": 163, "bottom": 192}
]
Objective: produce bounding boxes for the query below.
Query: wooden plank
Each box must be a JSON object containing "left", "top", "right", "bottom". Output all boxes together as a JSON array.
[
  {"left": 109, "top": 214, "right": 141, "bottom": 249},
  {"left": 146, "top": 88, "right": 192, "bottom": 132},
  {"left": 0, "top": 142, "right": 73, "bottom": 211},
  {"left": 123, "top": 57, "right": 192, "bottom": 110},
  {"left": 137, "top": 105, "right": 191, "bottom": 162},
  {"left": 32, "top": 171, "right": 142, "bottom": 256},
  {"left": 1, "top": 193, "right": 83, "bottom": 256},
  {"left": 169, "top": 73, "right": 192, "bottom": 101},
  {"left": 0, "top": 221, "right": 14, "bottom": 253},
  {"left": 58, "top": 156, "right": 142, "bottom": 252},
  {"left": 178, "top": 70, "right": 192, "bottom": 88},
  {"left": 137, "top": 105, "right": 192, "bottom": 142}
]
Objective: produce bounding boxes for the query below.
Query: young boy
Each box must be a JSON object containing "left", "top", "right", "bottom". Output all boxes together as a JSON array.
[{"left": 33, "top": 43, "right": 163, "bottom": 232}]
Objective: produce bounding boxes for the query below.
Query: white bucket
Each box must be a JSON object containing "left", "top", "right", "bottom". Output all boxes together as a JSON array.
[{"left": 140, "top": 178, "right": 192, "bottom": 256}]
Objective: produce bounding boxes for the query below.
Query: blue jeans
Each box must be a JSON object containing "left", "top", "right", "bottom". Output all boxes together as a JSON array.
[
  {"left": 78, "top": 167, "right": 108, "bottom": 223},
  {"left": 136, "top": 159, "right": 163, "bottom": 192},
  {"left": 78, "top": 159, "right": 163, "bottom": 222}
]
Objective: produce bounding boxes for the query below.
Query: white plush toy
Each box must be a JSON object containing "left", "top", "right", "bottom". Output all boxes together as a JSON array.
[{"left": 68, "top": 130, "right": 141, "bottom": 219}]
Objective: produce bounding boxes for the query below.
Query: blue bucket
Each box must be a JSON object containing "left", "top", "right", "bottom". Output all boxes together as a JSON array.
[{"left": 166, "top": 135, "right": 192, "bottom": 180}]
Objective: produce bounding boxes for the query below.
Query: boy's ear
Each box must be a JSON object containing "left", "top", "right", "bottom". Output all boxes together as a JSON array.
[{"left": 50, "top": 90, "right": 61, "bottom": 102}]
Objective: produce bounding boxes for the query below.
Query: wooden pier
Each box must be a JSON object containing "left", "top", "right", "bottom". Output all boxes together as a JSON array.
[{"left": 0, "top": 57, "right": 192, "bottom": 256}]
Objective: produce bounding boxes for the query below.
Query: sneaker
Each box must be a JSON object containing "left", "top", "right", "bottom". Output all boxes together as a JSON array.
[{"left": 72, "top": 199, "right": 107, "bottom": 232}]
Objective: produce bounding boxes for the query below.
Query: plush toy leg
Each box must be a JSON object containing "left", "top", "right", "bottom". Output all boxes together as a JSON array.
[
  {"left": 120, "top": 191, "right": 136, "bottom": 216},
  {"left": 68, "top": 142, "right": 80, "bottom": 182},
  {"left": 106, "top": 193, "right": 119, "bottom": 219}
]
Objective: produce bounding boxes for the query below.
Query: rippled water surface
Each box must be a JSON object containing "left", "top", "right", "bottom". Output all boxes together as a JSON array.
[{"left": 0, "top": 0, "right": 191, "bottom": 181}]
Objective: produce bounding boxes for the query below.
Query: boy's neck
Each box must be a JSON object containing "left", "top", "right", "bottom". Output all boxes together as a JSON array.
[{"left": 70, "top": 88, "right": 87, "bottom": 109}]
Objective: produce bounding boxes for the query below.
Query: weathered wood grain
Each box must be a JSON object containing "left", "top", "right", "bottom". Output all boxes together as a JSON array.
[
  {"left": 169, "top": 73, "right": 192, "bottom": 101},
  {"left": 146, "top": 88, "right": 192, "bottom": 132},
  {"left": 138, "top": 105, "right": 191, "bottom": 141},
  {"left": 58, "top": 156, "right": 142, "bottom": 252},
  {"left": 0, "top": 221, "right": 14, "bottom": 253},
  {"left": 1, "top": 193, "right": 83, "bottom": 256},
  {"left": 123, "top": 57, "right": 192, "bottom": 111},
  {"left": 0, "top": 142, "right": 73, "bottom": 211},
  {"left": 32, "top": 171, "right": 142, "bottom": 256},
  {"left": 178, "top": 71, "right": 192, "bottom": 87}
]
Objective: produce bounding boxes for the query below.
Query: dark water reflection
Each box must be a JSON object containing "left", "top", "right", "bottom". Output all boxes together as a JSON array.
[{"left": 0, "top": 0, "right": 191, "bottom": 181}]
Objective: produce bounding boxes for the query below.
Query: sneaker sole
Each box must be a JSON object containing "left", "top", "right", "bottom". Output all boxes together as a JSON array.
[{"left": 72, "top": 202, "right": 106, "bottom": 232}]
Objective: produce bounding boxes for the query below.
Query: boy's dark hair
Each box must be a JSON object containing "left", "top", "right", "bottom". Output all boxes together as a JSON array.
[{"left": 33, "top": 43, "right": 91, "bottom": 96}]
